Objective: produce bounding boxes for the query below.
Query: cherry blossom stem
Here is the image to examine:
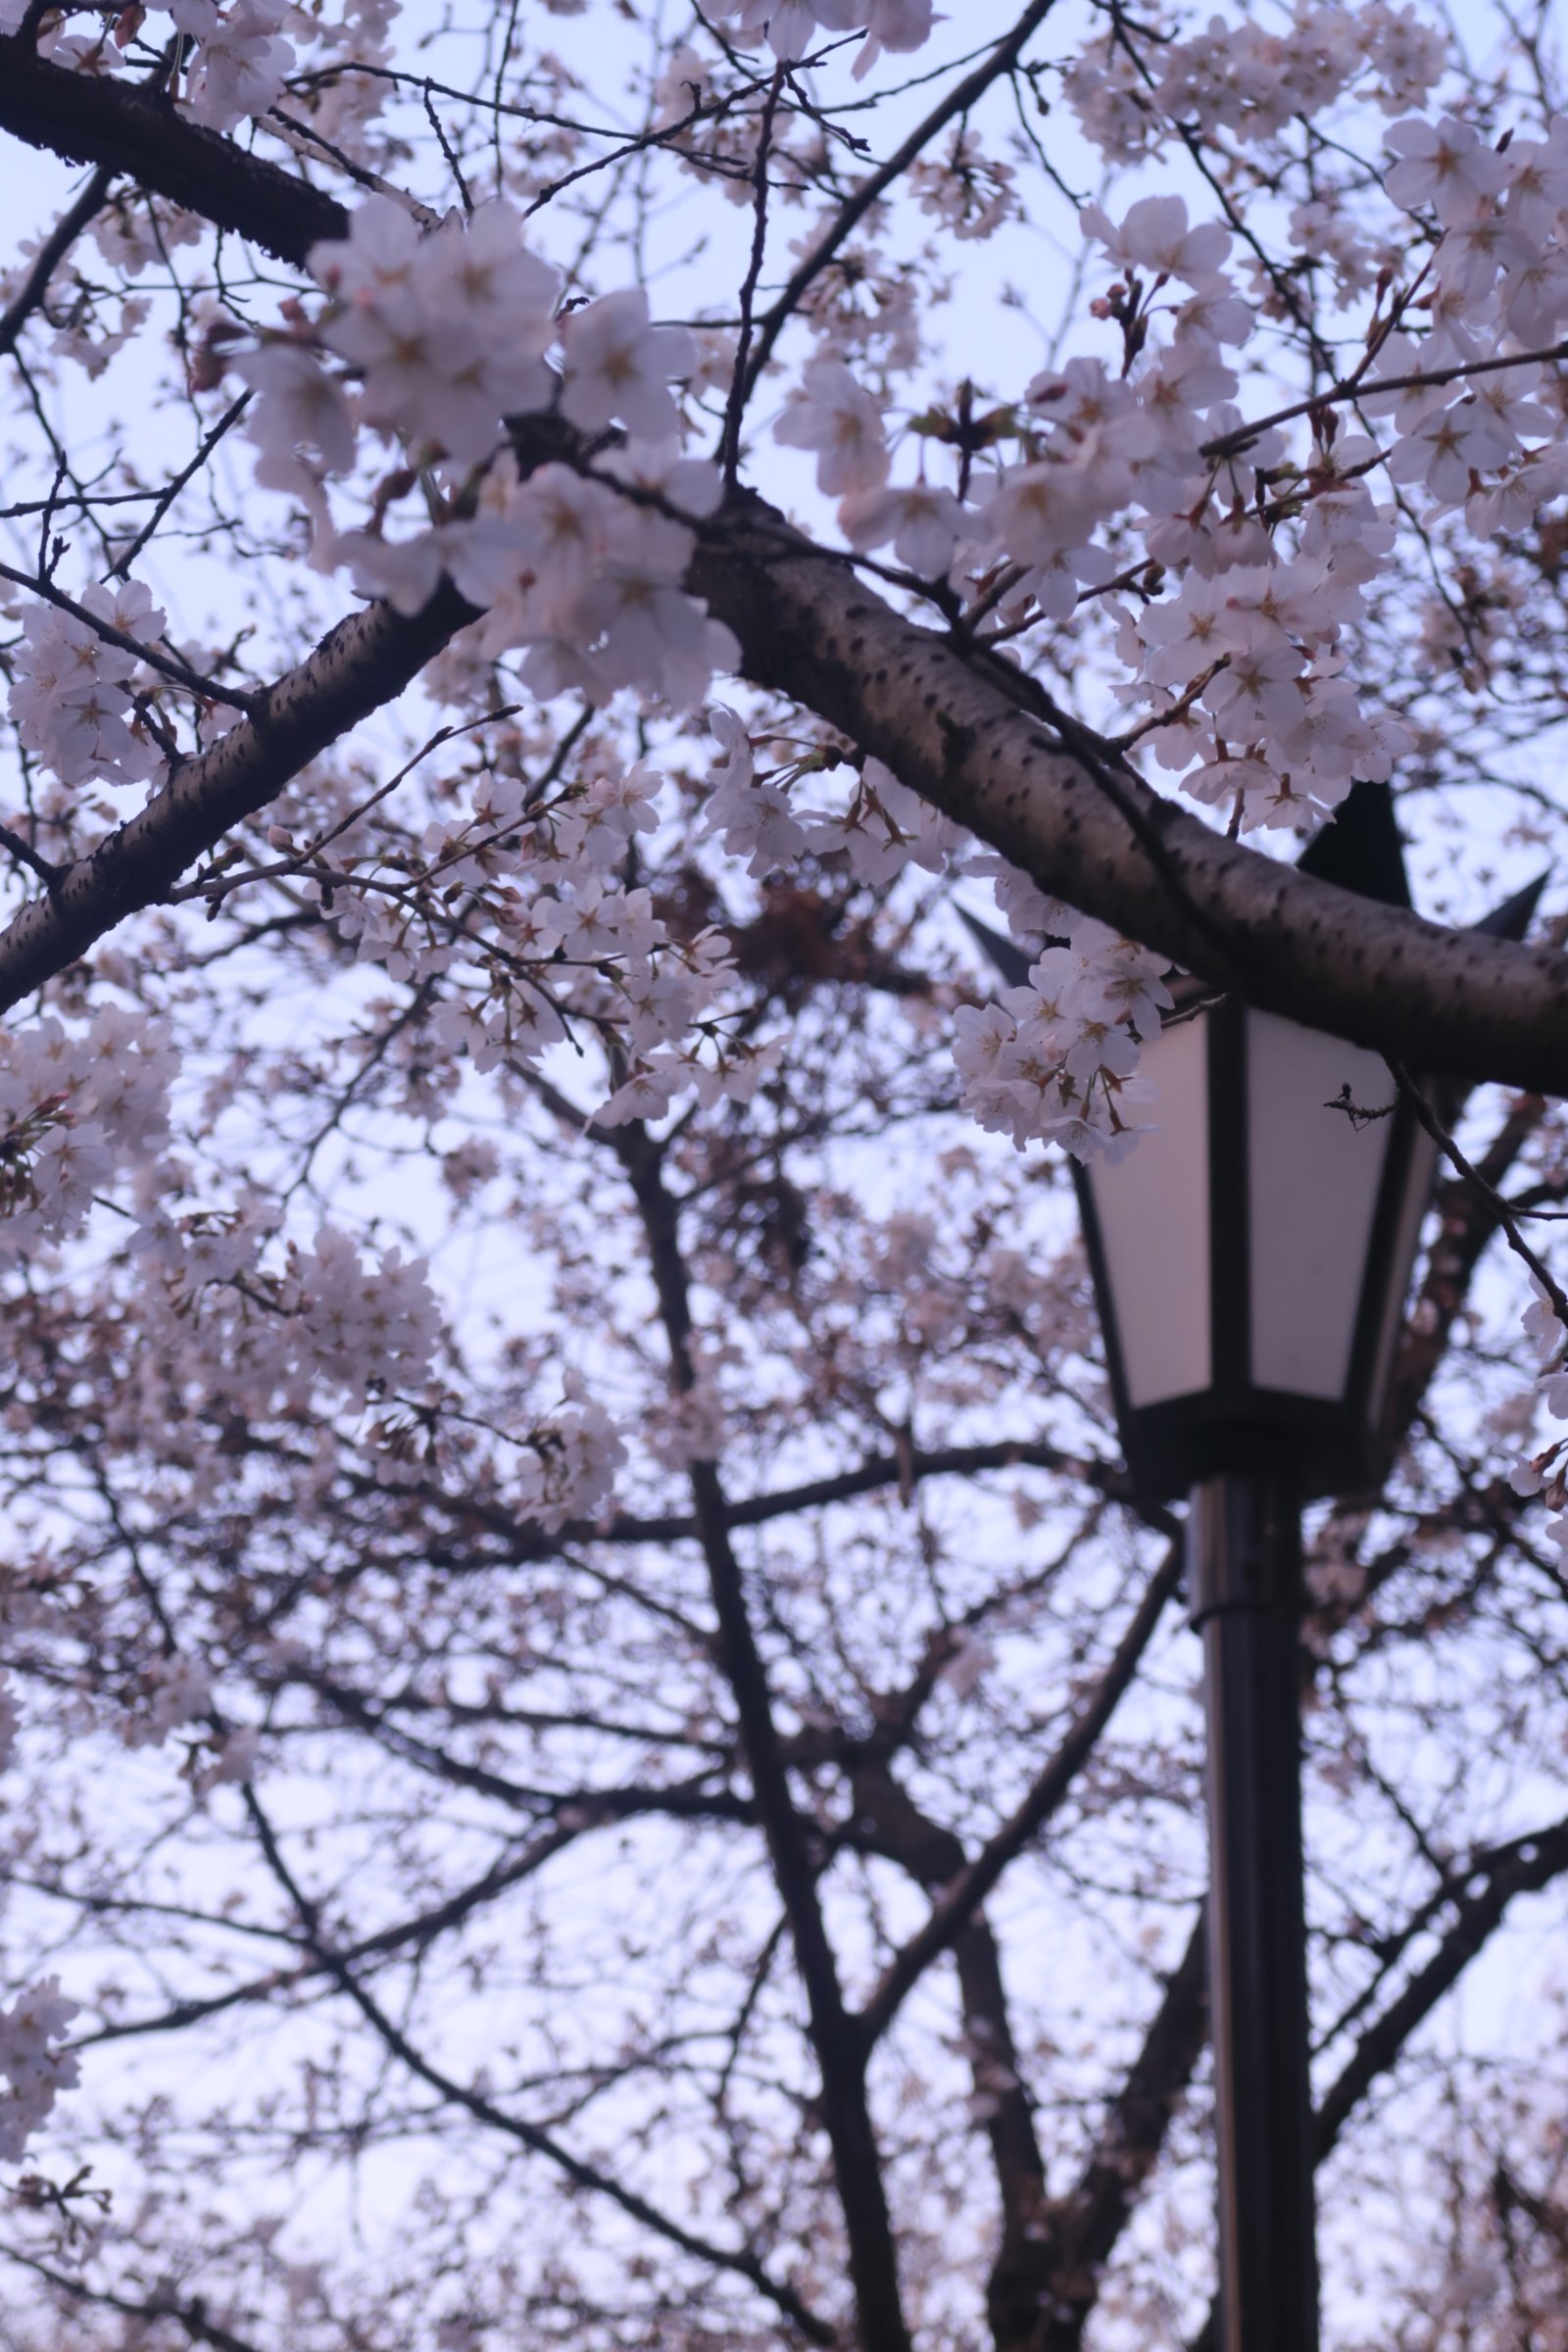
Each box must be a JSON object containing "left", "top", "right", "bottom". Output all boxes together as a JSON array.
[
  {"left": 739, "top": 0, "right": 1064, "bottom": 403},
  {"left": 1200, "top": 334, "right": 1568, "bottom": 462}
]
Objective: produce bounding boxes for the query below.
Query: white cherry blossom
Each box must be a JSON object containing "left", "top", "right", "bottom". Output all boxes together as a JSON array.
[
  {"left": 561, "top": 289, "right": 697, "bottom": 441},
  {"left": 171, "top": 0, "right": 294, "bottom": 129},
  {"left": 1081, "top": 194, "right": 1233, "bottom": 287},
  {"left": 8, "top": 580, "right": 170, "bottom": 792},
  {"left": 1384, "top": 115, "right": 1509, "bottom": 226},
  {"left": 773, "top": 358, "right": 890, "bottom": 496},
  {"left": 837, "top": 479, "right": 967, "bottom": 574},
  {"left": 0, "top": 1981, "right": 80, "bottom": 2164}
]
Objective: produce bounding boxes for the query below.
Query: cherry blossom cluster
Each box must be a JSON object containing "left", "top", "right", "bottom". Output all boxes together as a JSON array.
[
  {"left": 646, "top": 1355, "right": 729, "bottom": 1471},
  {"left": 278, "top": 0, "right": 399, "bottom": 157},
  {"left": 0, "top": 1009, "right": 175, "bottom": 1265},
  {"left": 762, "top": 63, "right": 1568, "bottom": 848},
  {"left": 0, "top": 196, "right": 204, "bottom": 381},
  {"left": 0, "top": 1010, "right": 444, "bottom": 1442},
  {"left": 128, "top": 1207, "right": 441, "bottom": 1415},
  {"left": 23, "top": 10, "right": 1563, "bottom": 1195},
  {"left": 953, "top": 922, "right": 1172, "bottom": 1159},
  {"left": 746, "top": 62, "right": 1568, "bottom": 1160},
  {"left": 238, "top": 195, "right": 737, "bottom": 715},
  {"left": 444, "top": 444, "right": 738, "bottom": 712},
  {"left": 509, "top": 1377, "right": 628, "bottom": 1531},
  {"left": 277, "top": 750, "right": 766, "bottom": 1126},
  {"left": 1062, "top": 0, "right": 1446, "bottom": 166},
  {"left": 123, "top": 1652, "right": 213, "bottom": 1750},
  {"left": 909, "top": 130, "right": 1020, "bottom": 244},
  {"left": 775, "top": 195, "right": 1418, "bottom": 837},
  {"left": 1051, "top": 21, "right": 1568, "bottom": 618},
  {"left": 699, "top": 703, "right": 1168, "bottom": 1155},
  {"left": 121, "top": 1658, "right": 257, "bottom": 1786},
  {"left": 7, "top": 580, "right": 169, "bottom": 793},
  {"left": 703, "top": 728, "right": 958, "bottom": 887},
  {"left": 0, "top": 1978, "right": 79, "bottom": 2166},
  {"left": 710, "top": 0, "right": 934, "bottom": 76},
  {"left": 1509, "top": 1284, "right": 1568, "bottom": 1570}
]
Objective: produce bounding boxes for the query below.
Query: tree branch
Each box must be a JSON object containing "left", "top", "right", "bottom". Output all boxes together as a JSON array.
[
  {"left": 0, "top": 38, "right": 346, "bottom": 265},
  {"left": 0, "top": 161, "right": 114, "bottom": 361},
  {"left": 236, "top": 1779, "right": 837, "bottom": 2344},
  {"left": 0, "top": 2243, "right": 269, "bottom": 2352},
  {"left": 690, "top": 501, "right": 1568, "bottom": 1097},
  {"left": 1026, "top": 1911, "right": 1209, "bottom": 2352},
  {"left": 1385, "top": 1086, "right": 1559, "bottom": 1444},
  {"left": 0, "top": 580, "right": 472, "bottom": 1013},
  {"left": 1185, "top": 1813, "right": 1568, "bottom": 2352},
  {"left": 739, "top": 0, "right": 1062, "bottom": 401},
  {"left": 858, "top": 1544, "right": 1183, "bottom": 2047},
  {"left": 847, "top": 1763, "right": 1051, "bottom": 2302},
  {"left": 3, "top": 55, "right": 1566, "bottom": 1092},
  {"left": 613, "top": 1114, "right": 914, "bottom": 2352},
  {"left": 1313, "top": 1814, "right": 1568, "bottom": 2162}
]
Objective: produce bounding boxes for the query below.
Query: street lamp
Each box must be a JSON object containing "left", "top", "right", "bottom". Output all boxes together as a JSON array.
[{"left": 962, "top": 782, "right": 1544, "bottom": 2352}]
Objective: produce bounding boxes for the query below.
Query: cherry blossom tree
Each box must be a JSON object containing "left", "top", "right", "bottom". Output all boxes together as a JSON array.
[{"left": 0, "top": 1, "right": 1565, "bottom": 2347}]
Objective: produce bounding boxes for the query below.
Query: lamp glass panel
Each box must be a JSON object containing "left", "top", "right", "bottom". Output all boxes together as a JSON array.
[
  {"left": 1367, "top": 1120, "right": 1440, "bottom": 1420},
  {"left": 1087, "top": 1013, "right": 1211, "bottom": 1407},
  {"left": 1247, "top": 1010, "right": 1394, "bottom": 1399}
]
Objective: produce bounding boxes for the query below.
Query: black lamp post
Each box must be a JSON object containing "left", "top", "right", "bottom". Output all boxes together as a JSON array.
[{"left": 963, "top": 783, "right": 1544, "bottom": 2352}]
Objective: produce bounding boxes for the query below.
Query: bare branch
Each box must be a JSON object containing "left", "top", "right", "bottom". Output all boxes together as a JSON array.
[
  {"left": 0, "top": 162, "right": 114, "bottom": 361},
  {"left": 858, "top": 1544, "right": 1184, "bottom": 2046},
  {"left": 238, "top": 1779, "right": 839, "bottom": 2344},
  {"left": 1026, "top": 1912, "right": 1209, "bottom": 2352},
  {"left": 0, "top": 2241, "right": 269, "bottom": 2352},
  {"left": 615, "top": 1113, "right": 915, "bottom": 2352},
  {"left": 1185, "top": 1815, "right": 1568, "bottom": 2352},
  {"left": 0, "top": 580, "right": 472, "bottom": 1012}
]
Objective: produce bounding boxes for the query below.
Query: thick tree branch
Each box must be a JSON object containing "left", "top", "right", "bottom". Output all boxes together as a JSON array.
[
  {"left": 1026, "top": 1911, "right": 1209, "bottom": 2352},
  {"left": 848, "top": 1764, "right": 1051, "bottom": 2313},
  {"left": 614, "top": 1117, "right": 913, "bottom": 2352},
  {"left": 0, "top": 581, "right": 473, "bottom": 1014},
  {"left": 395, "top": 1433, "right": 1143, "bottom": 1566},
  {"left": 1313, "top": 1813, "right": 1568, "bottom": 2162},
  {"left": 0, "top": 38, "right": 346, "bottom": 265},
  {"left": 690, "top": 504, "right": 1568, "bottom": 1097}
]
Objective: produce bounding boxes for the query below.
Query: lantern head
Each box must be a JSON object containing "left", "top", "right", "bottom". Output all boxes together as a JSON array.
[{"left": 963, "top": 785, "right": 1545, "bottom": 1503}]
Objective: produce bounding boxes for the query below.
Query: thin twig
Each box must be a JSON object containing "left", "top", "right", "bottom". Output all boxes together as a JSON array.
[
  {"left": 1386, "top": 1057, "right": 1568, "bottom": 1337},
  {"left": 722, "top": 64, "right": 786, "bottom": 488},
  {"left": 0, "top": 559, "right": 259, "bottom": 713},
  {"left": 110, "top": 390, "right": 252, "bottom": 581},
  {"left": 0, "top": 164, "right": 113, "bottom": 361}
]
